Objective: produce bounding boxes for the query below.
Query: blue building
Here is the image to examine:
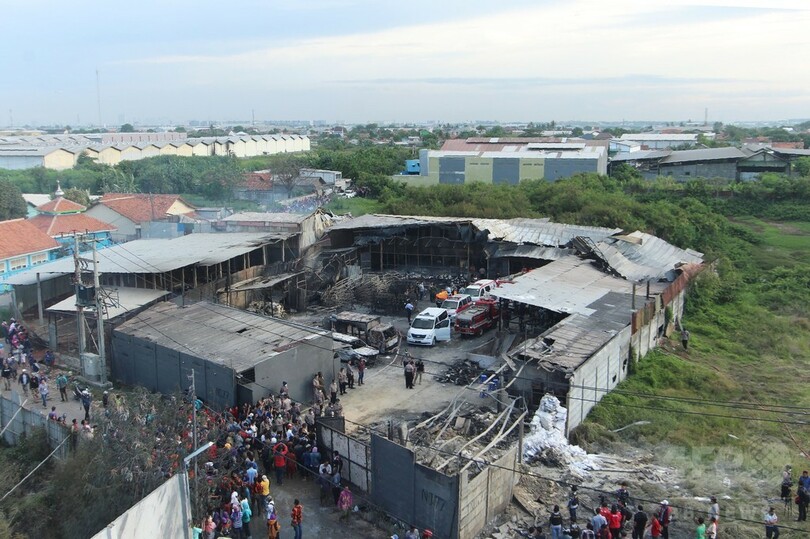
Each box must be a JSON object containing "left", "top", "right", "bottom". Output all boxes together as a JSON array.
[{"left": 0, "top": 219, "right": 61, "bottom": 291}]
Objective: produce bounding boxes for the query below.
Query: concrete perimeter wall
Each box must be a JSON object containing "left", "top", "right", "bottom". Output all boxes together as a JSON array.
[
  {"left": 0, "top": 392, "right": 69, "bottom": 458},
  {"left": 370, "top": 434, "right": 459, "bottom": 538},
  {"left": 457, "top": 445, "right": 518, "bottom": 539},
  {"left": 317, "top": 417, "right": 372, "bottom": 492},
  {"left": 91, "top": 473, "right": 190, "bottom": 539}
]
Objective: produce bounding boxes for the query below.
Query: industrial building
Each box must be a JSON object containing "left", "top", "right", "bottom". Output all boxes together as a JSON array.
[
  {"left": 324, "top": 214, "right": 703, "bottom": 437},
  {"left": 610, "top": 146, "right": 805, "bottom": 181},
  {"left": 326, "top": 214, "right": 620, "bottom": 276},
  {"left": 0, "top": 146, "right": 80, "bottom": 170},
  {"left": 618, "top": 133, "right": 700, "bottom": 149},
  {"left": 0, "top": 134, "right": 311, "bottom": 170},
  {"left": 112, "top": 301, "right": 336, "bottom": 408},
  {"left": 6, "top": 231, "right": 301, "bottom": 318},
  {"left": 496, "top": 235, "right": 703, "bottom": 434},
  {"left": 406, "top": 144, "right": 607, "bottom": 186},
  {"left": 112, "top": 302, "right": 332, "bottom": 409}
]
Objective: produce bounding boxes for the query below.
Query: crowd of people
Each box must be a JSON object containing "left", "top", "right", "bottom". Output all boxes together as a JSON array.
[
  {"left": 190, "top": 365, "right": 373, "bottom": 539},
  {"left": 520, "top": 483, "right": 722, "bottom": 539}
]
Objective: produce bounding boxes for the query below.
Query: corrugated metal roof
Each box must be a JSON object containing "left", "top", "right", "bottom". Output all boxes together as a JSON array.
[
  {"left": 5, "top": 232, "right": 292, "bottom": 285},
  {"left": 427, "top": 147, "right": 605, "bottom": 159},
  {"left": 610, "top": 150, "right": 671, "bottom": 162},
  {"left": 114, "top": 302, "right": 329, "bottom": 372},
  {"left": 620, "top": 133, "right": 698, "bottom": 141},
  {"left": 491, "top": 245, "right": 575, "bottom": 260},
  {"left": 46, "top": 287, "right": 170, "bottom": 319},
  {"left": 221, "top": 212, "right": 311, "bottom": 224},
  {"left": 771, "top": 148, "right": 810, "bottom": 156},
  {"left": 591, "top": 231, "right": 704, "bottom": 282},
  {"left": 659, "top": 147, "right": 747, "bottom": 164},
  {"left": 491, "top": 257, "right": 648, "bottom": 315},
  {"left": 330, "top": 215, "right": 620, "bottom": 248}
]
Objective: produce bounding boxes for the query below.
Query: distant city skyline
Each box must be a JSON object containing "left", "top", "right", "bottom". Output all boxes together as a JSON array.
[{"left": 3, "top": 0, "right": 809, "bottom": 126}]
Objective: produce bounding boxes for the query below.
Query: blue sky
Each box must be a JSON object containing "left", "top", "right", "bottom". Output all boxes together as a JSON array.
[{"left": 2, "top": 0, "right": 809, "bottom": 126}]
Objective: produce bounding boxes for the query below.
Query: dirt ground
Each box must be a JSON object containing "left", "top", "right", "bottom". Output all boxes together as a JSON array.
[{"left": 294, "top": 298, "right": 496, "bottom": 431}]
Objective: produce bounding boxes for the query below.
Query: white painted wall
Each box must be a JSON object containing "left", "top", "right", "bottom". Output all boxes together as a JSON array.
[{"left": 91, "top": 473, "right": 190, "bottom": 539}]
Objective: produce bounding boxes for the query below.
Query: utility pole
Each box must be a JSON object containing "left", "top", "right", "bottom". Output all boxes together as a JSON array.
[
  {"left": 189, "top": 368, "right": 199, "bottom": 520},
  {"left": 92, "top": 241, "right": 107, "bottom": 384},
  {"left": 73, "top": 236, "right": 86, "bottom": 362},
  {"left": 96, "top": 69, "right": 103, "bottom": 128}
]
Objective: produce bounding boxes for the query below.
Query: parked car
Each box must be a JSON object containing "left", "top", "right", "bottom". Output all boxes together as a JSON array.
[
  {"left": 407, "top": 308, "right": 451, "bottom": 346},
  {"left": 440, "top": 294, "right": 473, "bottom": 322}
]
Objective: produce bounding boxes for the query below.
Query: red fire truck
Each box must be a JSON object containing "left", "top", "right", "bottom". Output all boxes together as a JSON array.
[{"left": 454, "top": 298, "right": 499, "bottom": 337}]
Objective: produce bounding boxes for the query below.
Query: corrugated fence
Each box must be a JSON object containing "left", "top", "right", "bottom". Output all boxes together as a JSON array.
[{"left": 1, "top": 392, "right": 70, "bottom": 458}]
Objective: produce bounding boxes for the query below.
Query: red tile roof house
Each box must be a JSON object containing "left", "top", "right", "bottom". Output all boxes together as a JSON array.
[
  {"left": 84, "top": 193, "right": 196, "bottom": 242},
  {"left": 233, "top": 171, "right": 281, "bottom": 207},
  {"left": 28, "top": 196, "right": 117, "bottom": 254},
  {"left": 0, "top": 219, "right": 61, "bottom": 291}
]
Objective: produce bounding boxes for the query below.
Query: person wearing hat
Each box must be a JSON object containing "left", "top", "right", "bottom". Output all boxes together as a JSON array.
[{"left": 657, "top": 501, "right": 672, "bottom": 539}]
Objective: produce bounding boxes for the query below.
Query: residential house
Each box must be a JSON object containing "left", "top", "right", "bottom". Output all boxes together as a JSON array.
[
  {"left": 28, "top": 196, "right": 116, "bottom": 254},
  {"left": 233, "top": 171, "right": 281, "bottom": 206},
  {"left": 0, "top": 219, "right": 61, "bottom": 290},
  {"left": 85, "top": 193, "right": 196, "bottom": 242}
]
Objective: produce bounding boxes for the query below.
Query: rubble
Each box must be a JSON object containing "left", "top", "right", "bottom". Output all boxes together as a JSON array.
[
  {"left": 432, "top": 358, "right": 486, "bottom": 385},
  {"left": 246, "top": 300, "right": 287, "bottom": 318},
  {"left": 523, "top": 395, "right": 600, "bottom": 478}
]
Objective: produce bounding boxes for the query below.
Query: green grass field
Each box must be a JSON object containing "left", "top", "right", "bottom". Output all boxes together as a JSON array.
[{"left": 577, "top": 217, "right": 810, "bottom": 475}]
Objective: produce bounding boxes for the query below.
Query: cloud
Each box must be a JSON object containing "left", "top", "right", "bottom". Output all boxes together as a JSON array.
[
  {"left": 15, "top": 0, "right": 810, "bottom": 123},
  {"left": 326, "top": 75, "right": 747, "bottom": 87}
]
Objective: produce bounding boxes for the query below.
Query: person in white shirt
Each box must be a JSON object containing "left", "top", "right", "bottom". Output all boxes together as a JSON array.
[{"left": 764, "top": 507, "right": 779, "bottom": 539}]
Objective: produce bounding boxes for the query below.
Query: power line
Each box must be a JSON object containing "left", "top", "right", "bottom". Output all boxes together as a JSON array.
[{"left": 0, "top": 436, "right": 69, "bottom": 503}]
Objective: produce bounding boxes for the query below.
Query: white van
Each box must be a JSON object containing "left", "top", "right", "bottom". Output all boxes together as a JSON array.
[
  {"left": 407, "top": 308, "right": 452, "bottom": 346},
  {"left": 441, "top": 293, "right": 473, "bottom": 322},
  {"left": 461, "top": 279, "right": 497, "bottom": 300}
]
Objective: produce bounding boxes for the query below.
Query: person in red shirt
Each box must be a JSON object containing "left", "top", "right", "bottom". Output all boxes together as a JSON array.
[
  {"left": 650, "top": 516, "right": 662, "bottom": 538},
  {"left": 600, "top": 501, "right": 612, "bottom": 521},
  {"left": 290, "top": 499, "right": 303, "bottom": 539},
  {"left": 272, "top": 440, "right": 288, "bottom": 485},
  {"left": 608, "top": 506, "right": 623, "bottom": 539}
]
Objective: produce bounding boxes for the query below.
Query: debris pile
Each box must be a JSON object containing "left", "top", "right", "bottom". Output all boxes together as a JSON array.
[
  {"left": 523, "top": 394, "right": 600, "bottom": 477},
  {"left": 246, "top": 301, "right": 287, "bottom": 318},
  {"left": 432, "top": 358, "right": 484, "bottom": 385}
]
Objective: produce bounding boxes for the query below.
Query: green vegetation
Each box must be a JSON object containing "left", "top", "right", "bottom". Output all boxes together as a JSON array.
[
  {"left": 0, "top": 178, "right": 27, "bottom": 220},
  {"left": 0, "top": 389, "right": 213, "bottom": 539},
  {"left": 325, "top": 196, "right": 384, "bottom": 216}
]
